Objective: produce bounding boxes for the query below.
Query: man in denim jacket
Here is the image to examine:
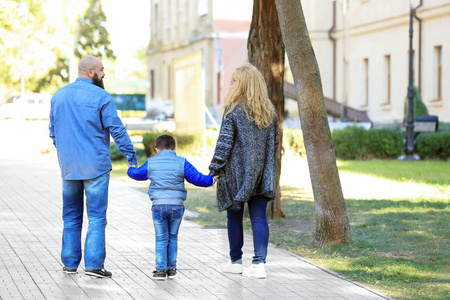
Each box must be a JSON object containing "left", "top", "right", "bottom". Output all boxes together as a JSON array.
[
  {"left": 49, "top": 55, "right": 137, "bottom": 278},
  {"left": 127, "top": 134, "right": 215, "bottom": 280}
]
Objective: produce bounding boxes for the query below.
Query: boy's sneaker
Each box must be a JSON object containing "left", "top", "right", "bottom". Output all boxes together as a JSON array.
[
  {"left": 220, "top": 259, "right": 243, "bottom": 274},
  {"left": 63, "top": 267, "right": 77, "bottom": 274},
  {"left": 167, "top": 269, "right": 177, "bottom": 279},
  {"left": 85, "top": 268, "right": 112, "bottom": 278},
  {"left": 152, "top": 270, "right": 166, "bottom": 281},
  {"left": 242, "top": 263, "right": 266, "bottom": 279}
]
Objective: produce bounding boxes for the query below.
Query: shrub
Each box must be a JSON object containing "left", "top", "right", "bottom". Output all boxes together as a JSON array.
[
  {"left": 404, "top": 85, "right": 429, "bottom": 120},
  {"left": 142, "top": 131, "right": 197, "bottom": 157},
  {"left": 416, "top": 131, "right": 450, "bottom": 160},
  {"left": 331, "top": 126, "right": 368, "bottom": 159},
  {"left": 437, "top": 122, "right": 450, "bottom": 132},
  {"left": 142, "top": 131, "right": 169, "bottom": 157},
  {"left": 109, "top": 143, "right": 124, "bottom": 161},
  {"left": 110, "top": 143, "right": 146, "bottom": 161},
  {"left": 331, "top": 126, "right": 403, "bottom": 160},
  {"left": 283, "top": 129, "right": 305, "bottom": 156},
  {"left": 366, "top": 128, "right": 403, "bottom": 159}
]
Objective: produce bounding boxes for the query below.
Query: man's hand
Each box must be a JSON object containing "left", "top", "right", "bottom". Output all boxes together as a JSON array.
[
  {"left": 129, "top": 164, "right": 137, "bottom": 168},
  {"left": 213, "top": 176, "right": 219, "bottom": 185}
]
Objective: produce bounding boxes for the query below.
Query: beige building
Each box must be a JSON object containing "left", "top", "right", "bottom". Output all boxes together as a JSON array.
[
  {"left": 147, "top": 0, "right": 449, "bottom": 124},
  {"left": 300, "top": 0, "right": 449, "bottom": 124},
  {"left": 146, "top": 0, "right": 252, "bottom": 119}
]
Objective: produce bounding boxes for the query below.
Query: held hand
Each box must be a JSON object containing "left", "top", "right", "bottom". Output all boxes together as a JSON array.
[
  {"left": 213, "top": 176, "right": 219, "bottom": 185},
  {"left": 129, "top": 164, "right": 138, "bottom": 168}
]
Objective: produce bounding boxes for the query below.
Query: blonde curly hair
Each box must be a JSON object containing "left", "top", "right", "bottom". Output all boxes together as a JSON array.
[{"left": 223, "top": 64, "right": 275, "bottom": 129}]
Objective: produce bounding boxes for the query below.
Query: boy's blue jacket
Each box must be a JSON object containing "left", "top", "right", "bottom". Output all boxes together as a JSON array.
[{"left": 127, "top": 149, "right": 213, "bottom": 206}]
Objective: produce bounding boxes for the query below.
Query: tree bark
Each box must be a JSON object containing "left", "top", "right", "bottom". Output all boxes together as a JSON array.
[
  {"left": 274, "top": 0, "right": 351, "bottom": 246},
  {"left": 248, "top": 0, "right": 285, "bottom": 219}
]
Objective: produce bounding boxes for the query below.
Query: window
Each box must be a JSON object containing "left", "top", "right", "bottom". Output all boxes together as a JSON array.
[
  {"left": 168, "top": 66, "right": 171, "bottom": 99},
  {"left": 197, "top": 0, "right": 208, "bottom": 16},
  {"left": 167, "top": 0, "right": 171, "bottom": 29},
  {"left": 435, "top": 46, "right": 442, "bottom": 100},
  {"left": 383, "top": 55, "right": 391, "bottom": 105},
  {"left": 216, "top": 72, "right": 221, "bottom": 105},
  {"left": 154, "top": 4, "right": 158, "bottom": 32},
  {"left": 363, "top": 58, "right": 369, "bottom": 106},
  {"left": 150, "top": 70, "right": 155, "bottom": 98}
]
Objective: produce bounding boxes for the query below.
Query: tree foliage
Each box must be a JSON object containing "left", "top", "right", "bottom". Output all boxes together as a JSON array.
[
  {"left": 0, "top": 0, "right": 46, "bottom": 96},
  {"left": 75, "top": 0, "right": 115, "bottom": 61},
  {"left": 404, "top": 85, "right": 429, "bottom": 120},
  {"left": 33, "top": 57, "right": 70, "bottom": 93}
]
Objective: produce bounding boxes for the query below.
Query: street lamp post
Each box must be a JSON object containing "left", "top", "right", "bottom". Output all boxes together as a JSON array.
[
  {"left": 404, "top": 4, "right": 416, "bottom": 161},
  {"left": 341, "top": 0, "right": 349, "bottom": 122}
]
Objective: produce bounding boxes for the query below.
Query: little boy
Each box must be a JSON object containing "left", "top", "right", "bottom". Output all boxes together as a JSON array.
[{"left": 127, "top": 134, "right": 215, "bottom": 280}]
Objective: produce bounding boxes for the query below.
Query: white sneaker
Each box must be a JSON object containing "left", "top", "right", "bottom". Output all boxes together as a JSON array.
[
  {"left": 220, "top": 260, "right": 243, "bottom": 274},
  {"left": 242, "top": 263, "right": 266, "bottom": 279}
]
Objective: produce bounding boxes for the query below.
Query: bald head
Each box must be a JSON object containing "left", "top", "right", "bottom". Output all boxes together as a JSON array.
[
  {"left": 78, "top": 55, "right": 101, "bottom": 76},
  {"left": 78, "top": 55, "right": 105, "bottom": 88}
]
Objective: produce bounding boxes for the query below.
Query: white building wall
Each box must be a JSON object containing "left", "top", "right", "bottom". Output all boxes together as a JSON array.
[{"left": 300, "top": 0, "right": 450, "bottom": 123}]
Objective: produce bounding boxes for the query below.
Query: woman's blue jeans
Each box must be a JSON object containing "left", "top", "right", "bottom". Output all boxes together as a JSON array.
[
  {"left": 61, "top": 172, "right": 109, "bottom": 270},
  {"left": 227, "top": 195, "right": 269, "bottom": 264},
  {"left": 152, "top": 205, "right": 185, "bottom": 271}
]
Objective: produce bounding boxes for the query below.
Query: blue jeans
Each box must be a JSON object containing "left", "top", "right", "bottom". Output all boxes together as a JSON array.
[
  {"left": 152, "top": 205, "right": 185, "bottom": 271},
  {"left": 61, "top": 172, "right": 109, "bottom": 270},
  {"left": 227, "top": 195, "right": 269, "bottom": 264}
]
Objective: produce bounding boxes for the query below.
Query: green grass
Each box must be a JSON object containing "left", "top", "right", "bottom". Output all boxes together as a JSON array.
[
  {"left": 337, "top": 160, "right": 450, "bottom": 187},
  {"left": 111, "top": 158, "right": 450, "bottom": 300},
  {"left": 275, "top": 196, "right": 449, "bottom": 300}
]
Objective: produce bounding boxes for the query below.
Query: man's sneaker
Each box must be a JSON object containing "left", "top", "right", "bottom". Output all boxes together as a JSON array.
[
  {"left": 167, "top": 269, "right": 177, "bottom": 279},
  {"left": 63, "top": 267, "right": 77, "bottom": 274},
  {"left": 242, "top": 263, "right": 266, "bottom": 279},
  {"left": 152, "top": 270, "right": 166, "bottom": 281},
  {"left": 85, "top": 268, "right": 112, "bottom": 278},
  {"left": 220, "top": 259, "right": 243, "bottom": 274}
]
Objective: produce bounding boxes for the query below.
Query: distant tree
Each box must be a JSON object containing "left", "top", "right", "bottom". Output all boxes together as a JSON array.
[
  {"left": 74, "top": 0, "right": 115, "bottom": 61},
  {"left": 248, "top": 0, "right": 285, "bottom": 219},
  {"left": 275, "top": 0, "right": 352, "bottom": 247},
  {"left": 32, "top": 56, "right": 70, "bottom": 93},
  {"left": 129, "top": 47, "right": 148, "bottom": 79},
  {"left": 404, "top": 85, "right": 428, "bottom": 120},
  {"left": 0, "top": 1, "right": 16, "bottom": 46},
  {"left": 0, "top": 0, "right": 46, "bottom": 96}
]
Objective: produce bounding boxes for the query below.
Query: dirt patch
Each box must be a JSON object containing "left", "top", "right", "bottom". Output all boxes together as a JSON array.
[
  {"left": 270, "top": 217, "right": 315, "bottom": 235},
  {"left": 377, "top": 250, "right": 417, "bottom": 260}
]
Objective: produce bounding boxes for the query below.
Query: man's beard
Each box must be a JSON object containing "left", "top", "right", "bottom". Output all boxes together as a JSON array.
[{"left": 92, "top": 73, "right": 104, "bottom": 89}]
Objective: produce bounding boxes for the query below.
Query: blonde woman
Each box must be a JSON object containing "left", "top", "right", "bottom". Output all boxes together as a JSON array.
[{"left": 209, "top": 64, "right": 278, "bottom": 279}]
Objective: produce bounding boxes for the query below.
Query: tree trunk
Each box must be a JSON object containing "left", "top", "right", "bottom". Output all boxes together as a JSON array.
[
  {"left": 248, "top": 0, "right": 285, "bottom": 219},
  {"left": 274, "top": 0, "right": 351, "bottom": 246}
]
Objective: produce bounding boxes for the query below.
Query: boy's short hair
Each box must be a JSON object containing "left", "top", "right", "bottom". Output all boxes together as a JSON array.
[{"left": 155, "top": 134, "right": 176, "bottom": 150}]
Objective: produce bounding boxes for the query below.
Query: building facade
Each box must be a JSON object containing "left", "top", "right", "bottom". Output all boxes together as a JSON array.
[
  {"left": 147, "top": 0, "right": 449, "bottom": 124},
  {"left": 299, "top": 0, "right": 449, "bottom": 123},
  {"left": 146, "top": 0, "right": 252, "bottom": 119}
]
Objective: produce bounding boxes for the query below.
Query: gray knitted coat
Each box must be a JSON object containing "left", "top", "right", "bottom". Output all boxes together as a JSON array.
[{"left": 209, "top": 105, "right": 279, "bottom": 211}]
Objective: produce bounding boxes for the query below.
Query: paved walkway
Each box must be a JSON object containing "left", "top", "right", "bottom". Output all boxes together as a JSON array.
[
  {"left": 0, "top": 156, "right": 390, "bottom": 300},
  {"left": 0, "top": 120, "right": 391, "bottom": 300}
]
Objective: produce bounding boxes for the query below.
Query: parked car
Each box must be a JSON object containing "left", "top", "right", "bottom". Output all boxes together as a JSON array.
[{"left": 0, "top": 94, "right": 52, "bottom": 120}]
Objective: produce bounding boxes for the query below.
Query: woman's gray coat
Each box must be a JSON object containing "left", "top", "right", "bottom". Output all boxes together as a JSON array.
[{"left": 209, "top": 105, "right": 279, "bottom": 211}]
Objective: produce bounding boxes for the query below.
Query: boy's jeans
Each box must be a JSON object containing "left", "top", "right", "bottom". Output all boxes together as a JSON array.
[
  {"left": 227, "top": 195, "right": 269, "bottom": 264},
  {"left": 61, "top": 172, "right": 109, "bottom": 270},
  {"left": 152, "top": 205, "right": 185, "bottom": 271}
]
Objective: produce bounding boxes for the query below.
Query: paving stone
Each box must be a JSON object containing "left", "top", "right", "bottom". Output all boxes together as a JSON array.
[{"left": 0, "top": 128, "right": 391, "bottom": 299}]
